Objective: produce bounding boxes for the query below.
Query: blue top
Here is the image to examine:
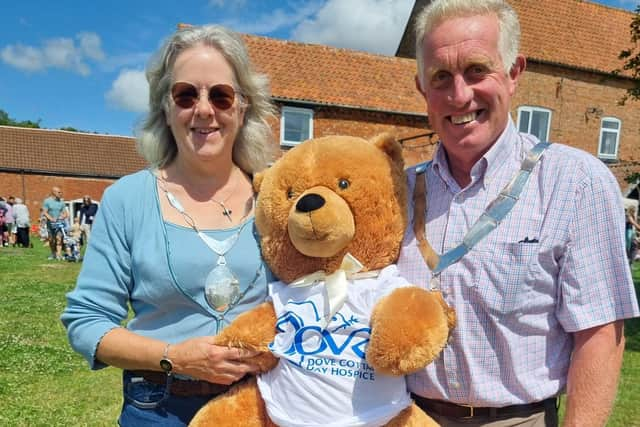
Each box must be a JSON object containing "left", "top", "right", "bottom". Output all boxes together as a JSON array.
[
  {"left": 61, "top": 169, "right": 270, "bottom": 369},
  {"left": 43, "top": 196, "right": 66, "bottom": 220}
]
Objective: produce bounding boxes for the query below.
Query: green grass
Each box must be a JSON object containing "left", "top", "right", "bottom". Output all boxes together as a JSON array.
[
  {"left": 0, "top": 243, "right": 121, "bottom": 426},
  {"left": 0, "top": 242, "right": 639, "bottom": 426}
]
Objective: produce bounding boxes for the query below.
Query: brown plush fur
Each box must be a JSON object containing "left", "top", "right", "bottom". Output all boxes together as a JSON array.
[{"left": 190, "top": 134, "right": 454, "bottom": 427}]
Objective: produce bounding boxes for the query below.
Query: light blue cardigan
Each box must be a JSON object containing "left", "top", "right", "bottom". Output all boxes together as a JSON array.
[{"left": 61, "top": 169, "right": 269, "bottom": 369}]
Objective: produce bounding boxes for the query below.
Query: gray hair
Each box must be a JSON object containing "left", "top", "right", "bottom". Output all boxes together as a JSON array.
[
  {"left": 136, "top": 25, "right": 276, "bottom": 174},
  {"left": 415, "top": 0, "right": 520, "bottom": 89}
]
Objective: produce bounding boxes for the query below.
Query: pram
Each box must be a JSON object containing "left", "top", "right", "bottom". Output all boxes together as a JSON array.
[{"left": 51, "top": 221, "right": 82, "bottom": 262}]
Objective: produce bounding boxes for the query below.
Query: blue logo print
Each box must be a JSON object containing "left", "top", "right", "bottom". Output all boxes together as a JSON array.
[{"left": 270, "top": 300, "right": 376, "bottom": 380}]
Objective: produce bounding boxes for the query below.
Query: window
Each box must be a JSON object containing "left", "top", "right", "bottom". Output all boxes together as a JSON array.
[
  {"left": 517, "top": 106, "right": 551, "bottom": 142},
  {"left": 281, "top": 106, "right": 313, "bottom": 147},
  {"left": 598, "top": 117, "right": 621, "bottom": 161}
]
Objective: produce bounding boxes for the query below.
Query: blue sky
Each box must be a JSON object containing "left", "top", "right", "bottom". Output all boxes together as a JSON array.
[{"left": 0, "top": 0, "right": 637, "bottom": 137}]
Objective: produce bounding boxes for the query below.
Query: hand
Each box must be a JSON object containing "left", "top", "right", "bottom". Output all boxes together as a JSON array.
[{"left": 169, "top": 336, "right": 261, "bottom": 385}]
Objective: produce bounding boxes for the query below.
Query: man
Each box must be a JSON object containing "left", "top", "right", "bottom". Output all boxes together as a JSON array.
[
  {"left": 398, "top": 1, "right": 640, "bottom": 426},
  {"left": 78, "top": 195, "right": 98, "bottom": 245},
  {"left": 42, "top": 186, "right": 68, "bottom": 260},
  {"left": 12, "top": 197, "right": 31, "bottom": 248}
]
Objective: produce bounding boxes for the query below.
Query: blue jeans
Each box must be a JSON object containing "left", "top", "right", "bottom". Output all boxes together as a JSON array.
[{"left": 118, "top": 370, "right": 213, "bottom": 426}]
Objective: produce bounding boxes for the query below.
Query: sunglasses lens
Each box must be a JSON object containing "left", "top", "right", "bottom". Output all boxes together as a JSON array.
[
  {"left": 171, "top": 83, "right": 198, "bottom": 109},
  {"left": 209, "top": 84, "right": 235, "bottom": 110}
]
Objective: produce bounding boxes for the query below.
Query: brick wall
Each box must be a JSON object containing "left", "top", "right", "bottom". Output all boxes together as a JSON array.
[
  {"left": 272, "top": 105, "right": 438, "bottom": 166},
  {"left": 0, "top": 172, "right": 114, "bottom": 222},
  {"left": 514, "top": 62, "right": 640, "bottom": 162}
]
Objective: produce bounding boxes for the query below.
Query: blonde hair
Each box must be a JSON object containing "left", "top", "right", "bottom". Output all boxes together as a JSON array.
[
  {"left": 415, "top": 0, "right": 520, "bottom": 89},
  {"left": 137, "top": 25, "right": 276, "bottom": 174}
]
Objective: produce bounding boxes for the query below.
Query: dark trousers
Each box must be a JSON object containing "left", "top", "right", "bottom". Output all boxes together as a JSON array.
[{"left": 16, "top": 227, "right": 30, "bottom": 247}]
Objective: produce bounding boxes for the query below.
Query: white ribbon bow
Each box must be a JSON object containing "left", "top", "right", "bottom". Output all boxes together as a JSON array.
[{"left": 290, "top": 253, "right": 379, "bottom": 329}]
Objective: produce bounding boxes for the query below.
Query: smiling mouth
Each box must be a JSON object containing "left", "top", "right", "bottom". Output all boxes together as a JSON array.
[
  {"left": 450, "top": 111, "right": 482, "bottom": 125},
  {"left": 191, "top": 127, "right": 219, "bottom": 134}
]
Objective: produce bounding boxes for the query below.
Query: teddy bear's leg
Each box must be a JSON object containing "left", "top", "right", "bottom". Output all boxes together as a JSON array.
[
  {"left": 189, "top": 377, "right": 277, "bottom": 427},
  {"left": 384, "top": 403, "right": 440, "bottom": 427}
]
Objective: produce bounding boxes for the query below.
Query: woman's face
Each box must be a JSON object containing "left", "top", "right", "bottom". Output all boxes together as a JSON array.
[{"left": 166, "top": 44, "right": 245, "bottom": 167}]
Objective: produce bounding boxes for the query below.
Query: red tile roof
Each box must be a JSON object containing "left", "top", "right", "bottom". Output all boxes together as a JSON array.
[
  {"left": 507, "top": 0, "right": 635, "bottom": 76},
  {"left": 244, "top": 35, "right": 426, "bottom": 115},
  {"left": 0, "top": 125, "right": 146, "bottom": 177},
  {"left": 397, "top": 0, "right": 636, "bottom": 78}
]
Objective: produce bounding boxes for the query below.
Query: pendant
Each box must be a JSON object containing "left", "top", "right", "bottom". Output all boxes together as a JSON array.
[{"left": 204, "top": 257, "right": 241, "bottom": 312}]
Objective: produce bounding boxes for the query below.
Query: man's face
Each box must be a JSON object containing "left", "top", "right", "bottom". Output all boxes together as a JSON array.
[
  {"left": 52, "top": 188, "right": 62, "bottom": 200},
  {"left": 417, "top": 14, "right": 524, "bottom": 164}
]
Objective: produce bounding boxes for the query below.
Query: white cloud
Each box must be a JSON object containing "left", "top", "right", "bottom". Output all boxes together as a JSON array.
[
  {"left": 291, "top": 0, "right": 413, "bottom": 55},
  {"left": 224, "top": 1, "right": 323, "bottom": 35},
  {"left": 78, "top": 32, "right": 106, "bottom": 61},
  {"left": 1, "top": 44, "right": 44, "bottom": 71},
  {"left": 0, "top": 32, "right": 105, "bottom": 75},
  {"left": 106, "top": 69, "right": 149, "bottom": 113},
  {"left": 43, "top": 37, "right": 90, "bottom": 76}
]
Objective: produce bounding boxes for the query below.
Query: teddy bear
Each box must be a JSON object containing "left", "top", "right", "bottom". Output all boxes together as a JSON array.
[{"left": 189, "top": 133, "right": 455, "bottom": 427}]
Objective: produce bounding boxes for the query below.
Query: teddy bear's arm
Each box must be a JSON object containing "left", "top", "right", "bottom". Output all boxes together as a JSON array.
[
  {"left": 212, "top": 301, "right": 279, "bottom": 372},
  {"left": 366, "top": 287, "right": 455, "bottom": 376}
]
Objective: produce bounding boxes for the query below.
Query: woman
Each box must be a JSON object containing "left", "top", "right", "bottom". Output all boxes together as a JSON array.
[{"left": 61, "top": 25, "right": 276, "bottom": 426}]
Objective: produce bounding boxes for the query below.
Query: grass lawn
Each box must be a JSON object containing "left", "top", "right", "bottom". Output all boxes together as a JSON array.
[{"left": 0, "top": 242, "right": 639, "bottom": 426}]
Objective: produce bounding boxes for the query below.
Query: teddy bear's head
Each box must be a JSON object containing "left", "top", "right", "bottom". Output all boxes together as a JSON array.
[{"left": 253, "top": 133, "right": 407, "bottom": 283}]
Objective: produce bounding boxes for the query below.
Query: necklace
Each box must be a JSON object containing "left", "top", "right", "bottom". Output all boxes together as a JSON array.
[
  {"left": 211, "top": 169, "right": 239, "bottom": 222},
  {"left": 156, "top": 175, "right": 253, "bottom": 312}
]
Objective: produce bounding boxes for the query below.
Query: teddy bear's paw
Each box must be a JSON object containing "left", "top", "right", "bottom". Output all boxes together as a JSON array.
[{"left": 366, "top": 287, "right": 454, "bottom": 375}]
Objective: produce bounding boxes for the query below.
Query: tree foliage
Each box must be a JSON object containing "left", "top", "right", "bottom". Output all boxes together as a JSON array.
[
  {"left": 617, "top": 5, "right": 640, "bottom": 104},
  {"left": 0, "top": 108, "right": 41, "bottom": 128}
]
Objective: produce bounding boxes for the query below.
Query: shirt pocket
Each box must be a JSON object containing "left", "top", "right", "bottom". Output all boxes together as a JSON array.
[{"left": 470, "top": 242, "right": 540, "bottom": 314}]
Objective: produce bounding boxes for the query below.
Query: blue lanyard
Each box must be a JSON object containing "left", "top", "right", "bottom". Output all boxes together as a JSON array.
[{"left": 414, "top": 142, "right": 550, "bottom": 287}]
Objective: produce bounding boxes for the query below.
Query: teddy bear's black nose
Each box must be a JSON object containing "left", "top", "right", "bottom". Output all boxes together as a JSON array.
[{"left": 296, "top": 194, "right": 325, "bottom": 212}]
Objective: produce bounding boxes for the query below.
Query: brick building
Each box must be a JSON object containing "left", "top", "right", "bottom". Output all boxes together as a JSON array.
[{"left": 1, "top": 0, "right": 639, "bottom": 219}]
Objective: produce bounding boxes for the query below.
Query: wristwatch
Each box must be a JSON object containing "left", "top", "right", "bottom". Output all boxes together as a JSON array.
[{"left": 159, "top": 343, "right": 173, "bottom": 374}]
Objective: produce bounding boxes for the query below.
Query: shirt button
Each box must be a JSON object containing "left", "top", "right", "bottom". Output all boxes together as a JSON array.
[{"left": 451, "top": 381, "right": 461, "bottom": 389}]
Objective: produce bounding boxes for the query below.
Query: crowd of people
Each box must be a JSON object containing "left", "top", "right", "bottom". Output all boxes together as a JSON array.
[
  {"left": 0, "top": 189, "right": 98, "bottom": 262},
  {"left": 0, "top": 195, "right": 31, "bottom": 248}
]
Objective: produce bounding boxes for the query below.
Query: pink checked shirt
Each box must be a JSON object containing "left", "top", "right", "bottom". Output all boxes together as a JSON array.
[{"left": 398, "top": 119, "right": 639, "bottom": 407}]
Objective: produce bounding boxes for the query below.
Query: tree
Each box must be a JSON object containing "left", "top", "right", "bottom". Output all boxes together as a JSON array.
[
  {"left": 617, "top": 4, "right": 640, "bottom": 104},
  {"left": 0, "top": 108, "right": 41, "bottom": 128}
]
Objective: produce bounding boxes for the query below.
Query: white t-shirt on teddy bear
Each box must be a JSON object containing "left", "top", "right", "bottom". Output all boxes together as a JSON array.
[{"left": 257, "top": 264, "right": 413, "bottom": 427}]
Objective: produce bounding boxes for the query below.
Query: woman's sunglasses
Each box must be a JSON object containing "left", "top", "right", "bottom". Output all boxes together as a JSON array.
[{"left": 170, "top": 82, "right": 238, "bottom": 110}]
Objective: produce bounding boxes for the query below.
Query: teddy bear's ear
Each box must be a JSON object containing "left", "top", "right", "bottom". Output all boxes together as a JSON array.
[
  {"left": 370, "top": 132, "right": 404, "bottom": 169},
  {"left": 253, "top": 171, "right": 265, "bottom": 193}
]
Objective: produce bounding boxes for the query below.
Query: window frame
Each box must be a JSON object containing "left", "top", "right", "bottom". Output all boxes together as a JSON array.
[
  {"left": 280, "top": 106, "right": 314, "bottom": 147},
  {"left": 516, "top": 106, "right": 552, "bottom": 142},
  {"left": 597, "top": 116, "right": 621, "bottom": 161}
]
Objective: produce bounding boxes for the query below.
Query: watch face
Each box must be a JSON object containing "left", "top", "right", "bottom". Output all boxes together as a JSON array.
[{"left": 160, "top": 359, "right": 172, "bottom": 373}]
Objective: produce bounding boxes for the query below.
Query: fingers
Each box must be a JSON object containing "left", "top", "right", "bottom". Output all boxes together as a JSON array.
[{"left": 223, "top": 346, "right": 260, "bottom": 360}]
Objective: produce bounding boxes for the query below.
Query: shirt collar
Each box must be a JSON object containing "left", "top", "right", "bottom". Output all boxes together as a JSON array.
[{"left": 431, "top": 117, "right": 519, "bottom": 190}]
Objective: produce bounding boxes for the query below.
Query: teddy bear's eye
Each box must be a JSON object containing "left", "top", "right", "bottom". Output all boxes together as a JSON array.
[
  {"left": 338, "top": 178, "right": 350, "bottom": 190},
  {"left": 286, "top": 188, "right": 296, "bottom": 199}
]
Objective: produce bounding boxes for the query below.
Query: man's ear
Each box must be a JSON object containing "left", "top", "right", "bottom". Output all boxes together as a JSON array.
[
  {"left": 508, "top": 54, "right": 526, "bottom": 94},
  {"left": 415, "top": 74, "right": 426, "bottom": 98}
]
